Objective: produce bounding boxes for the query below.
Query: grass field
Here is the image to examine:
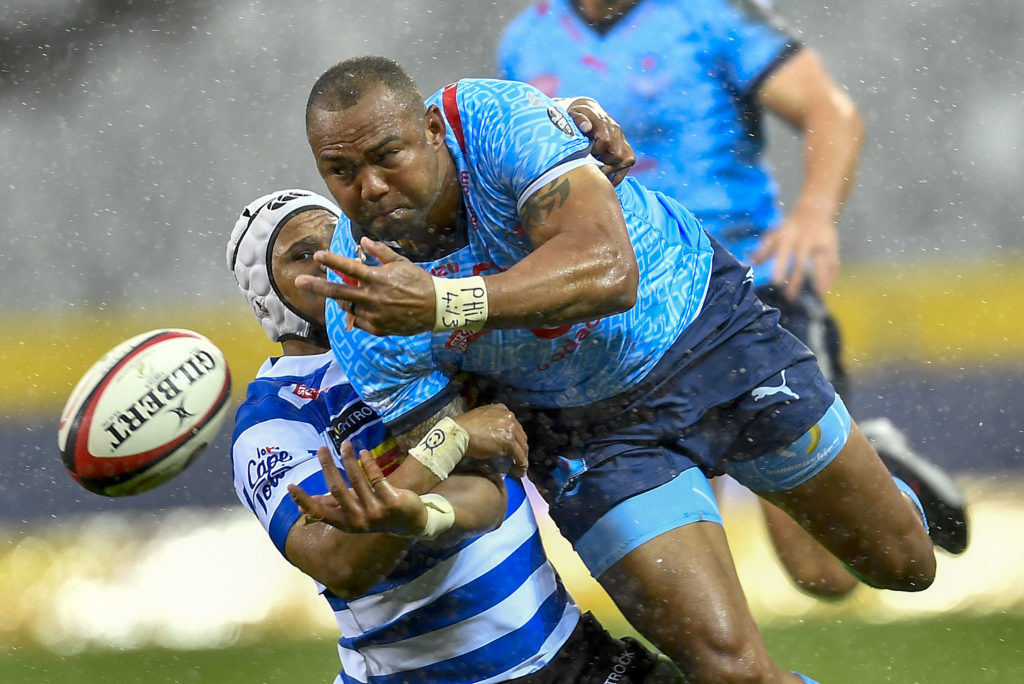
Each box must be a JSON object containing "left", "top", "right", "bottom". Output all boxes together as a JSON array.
[
  {"left": 3, "top": 479, "right": 1020, "bottom": 683},
  {"left": 3, "top": 613, "right": 1022, "bottom": 683}
]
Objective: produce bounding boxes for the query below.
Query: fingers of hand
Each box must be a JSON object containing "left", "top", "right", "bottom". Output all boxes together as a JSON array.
[
  {"left": 361, "top": 237, "right": 407, "bottom": 265},
  {"left": 605, "top": 165, "right": 630, "bottom": 187},
  {"left": 572, "top": 112, "right": 594, "bottom": 133},
  {"left": 314, "top": 250, "right": 366, "bottom": 278},
  {"left": 288, "top": 483, "right": 317, "bottom": 516},
  {"left": 566, "top": 103, "right": 595, "bottom": 132},
  {"left": 316, "top": 446, "right": 351, "bottom": 494},
  {"left": 340, "top": 446, "right": 376, "bottom": 502},
  {"left": 297, "top": 275, "right": 364, "bottom": 311},
  {"left": 359, "top": 451, "right": 393, "bottom": 498}
]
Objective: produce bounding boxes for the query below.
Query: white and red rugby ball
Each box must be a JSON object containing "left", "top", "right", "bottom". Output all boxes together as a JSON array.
[{"left": 58, "top": 328, "right": 232, "bottom": 497}]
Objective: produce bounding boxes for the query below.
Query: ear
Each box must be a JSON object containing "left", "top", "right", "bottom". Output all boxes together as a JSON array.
[{"left": 424, "top": 104, "right": 447, "bottom": 150}]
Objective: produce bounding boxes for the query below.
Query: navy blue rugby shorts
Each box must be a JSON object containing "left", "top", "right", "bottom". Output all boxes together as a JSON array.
[{"left": 525, "top": 237, "right": 842, "bottom": 560}]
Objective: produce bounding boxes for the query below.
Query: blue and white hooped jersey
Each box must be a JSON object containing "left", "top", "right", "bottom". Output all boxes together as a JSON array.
[
  {"left": 326, "top": 78, "right": 713, "bottom": 432},
  {"left": 499, "top": 0, "right": 801, "bottom": 287},
  {"left": 230, "top": 351, "right": 579, "bottom": 683}
]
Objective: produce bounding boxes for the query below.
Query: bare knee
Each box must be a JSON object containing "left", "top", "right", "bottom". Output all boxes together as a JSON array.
[{"left": 850, "top": 533, "right": 936, "bottom": 592}]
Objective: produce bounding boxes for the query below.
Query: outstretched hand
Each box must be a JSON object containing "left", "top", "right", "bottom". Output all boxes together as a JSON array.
[
  {"left": 750, "top": 207, "right": 840, "bottom": 300},
  {"left": 295, "top": 237, "right": 437, "bottom": 337},
  {"left": 453, "top": 403, "right": 529, "bottom": 478},
  {"left": 566, "top": 97, "right": 636, "bottom": 186},
  {"left": 288, "top": 442, "right": 428, "bottom": 537}
]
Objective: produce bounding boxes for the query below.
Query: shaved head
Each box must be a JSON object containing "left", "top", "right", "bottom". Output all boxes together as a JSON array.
[{"left": 306, "top": 55, "right": 425, "bottom": 132}]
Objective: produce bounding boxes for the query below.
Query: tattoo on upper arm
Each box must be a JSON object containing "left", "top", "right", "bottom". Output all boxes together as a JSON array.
[
  {"left": 396, "top": 397, "right": 466, "bottom": 453},
  {"left": 520, "top": 176, "right": 571, "bottom": 235}
]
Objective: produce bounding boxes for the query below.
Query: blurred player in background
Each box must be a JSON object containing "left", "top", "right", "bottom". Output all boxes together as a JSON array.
[
  {"left": 226, "top": 188, "right": 683, "bottom": 683},
  {"left": 498, "top": 0, "right": 968, "bottom": 599}
]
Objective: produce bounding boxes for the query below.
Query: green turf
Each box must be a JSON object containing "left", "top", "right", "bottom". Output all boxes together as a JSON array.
[
  {"left": 764, "top": 614, "right": 1024, "bottom": 684},
  {"left": 2, "top": 614, "right": 1022, "bottom": 683},
  {"left": 0, "top": 639, "right": 339, "bottom": 684}
]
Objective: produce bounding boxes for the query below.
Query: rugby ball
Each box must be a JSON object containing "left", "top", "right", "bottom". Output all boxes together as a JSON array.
[{"left": 58, "top": 329, "right": 232, "bottom": 497}]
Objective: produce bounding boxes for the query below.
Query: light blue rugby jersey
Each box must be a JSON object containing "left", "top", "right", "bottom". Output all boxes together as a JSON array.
[
  {"left": 230, "top": 351, "right": 579, "bottom": 684},
  {"left": 499, "top": 0, "right": 801, "bottom": 287},
  {"left": 326, "top": 78, "right": 713, "bottom": 432}
]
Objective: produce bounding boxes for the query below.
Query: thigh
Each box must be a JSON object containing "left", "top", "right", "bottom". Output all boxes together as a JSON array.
[{"left": 597, "top": 520, "right": 788, "bottom": 682}]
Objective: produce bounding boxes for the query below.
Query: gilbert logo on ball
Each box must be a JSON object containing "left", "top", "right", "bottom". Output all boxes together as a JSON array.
[{"left": 58, "top": 329, "right": 232, "bottom": 497}]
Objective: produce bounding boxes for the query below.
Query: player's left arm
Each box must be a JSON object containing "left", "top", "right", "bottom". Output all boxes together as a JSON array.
[{"left": 750, "top": 47, "right": 866, "bottom": 298}]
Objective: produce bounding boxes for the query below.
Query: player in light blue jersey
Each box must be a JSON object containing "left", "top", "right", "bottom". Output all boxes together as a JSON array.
[
  {"left": 226, "top": 189, "right": 682, "bottom": 683},
  {"left": 296, "top": 55, "right": 946, "bottom": 683},
  {"left": 498, "top": 0, "right": 968, "bottom": 599}
]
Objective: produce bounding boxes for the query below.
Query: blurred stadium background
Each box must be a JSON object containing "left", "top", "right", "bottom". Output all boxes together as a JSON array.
[{"left": 1, "top": 0, "right": 1022, "bottom": 681}]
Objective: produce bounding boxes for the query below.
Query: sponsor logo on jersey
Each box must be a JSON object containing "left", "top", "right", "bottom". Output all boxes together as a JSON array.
[
  {"left": 805, "top": 424, "right": 822, "bottom": 455},
  {"left": 473, "top": 261, "right": 498, "bottom": 276},
  {"left": 329, "top": 401, "right": 377, "bottom": 446},
  {"left": 547, "top": 106, "right": 575, "bottom": 137},
  {"left": 535, "top": 319, "right": 602, "bottom": 371},
  {"left": 457, "top": 171, "right": 481, "bottom": 230},
  {"left": 429, "top": 261, "right": 461, "bottom": 277},
  {"left": 602, "top": 647, "right": 638, "bottom": 683},
  {"left": 292, "top": 383, "right": 321, "bottom": 400},
  {"left": 445, "top": 328, "right": 491, "bottom": 353},
  {"left": 249, "top": 445, "right": 296, "bottom": 513}
]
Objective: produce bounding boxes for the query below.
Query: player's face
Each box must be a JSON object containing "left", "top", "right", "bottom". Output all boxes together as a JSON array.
[
  {"left": 271, "top": 209, "right": 337, "bottom": 325},
  {"left": 308, "top": 85, "right": 450, "bottom": 253}
]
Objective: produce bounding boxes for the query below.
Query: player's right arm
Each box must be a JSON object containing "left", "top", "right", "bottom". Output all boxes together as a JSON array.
[{"left": 750, "top": 47, "right": 865, "bottom": 297}]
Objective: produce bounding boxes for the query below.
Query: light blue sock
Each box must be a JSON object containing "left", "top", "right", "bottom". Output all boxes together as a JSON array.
[
  {"left": 793, "top": 673, "right": 819, "bottom": 683},
  {"left": 892, "top": 475, "right": 930, "bottom": 532}
]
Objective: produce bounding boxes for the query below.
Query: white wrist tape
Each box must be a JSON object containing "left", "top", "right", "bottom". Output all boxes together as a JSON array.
[
  {"left": 409, "top": 493, "right": 456, "bottom": 541},
  {"left": 407, "top": 416, "right": 469, "bottom": 481},
  {"left": 433, "top": 276, "right": 489, "bottom": 332}
]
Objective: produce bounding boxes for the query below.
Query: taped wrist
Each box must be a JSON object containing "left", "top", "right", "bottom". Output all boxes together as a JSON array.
[
  {"left": 406, "top": 493, "right": 456, "bottom": 541},
  {"left": 407, "top": 416, "right": 469, "bottom": 481},
  {"left": 433, "top": 276, "right": 488, "bottom": 332}
]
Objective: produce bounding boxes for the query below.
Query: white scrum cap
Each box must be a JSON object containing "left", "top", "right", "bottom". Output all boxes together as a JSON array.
[{"left": 227, "top": 189, "right": 339, "bottom": 343}]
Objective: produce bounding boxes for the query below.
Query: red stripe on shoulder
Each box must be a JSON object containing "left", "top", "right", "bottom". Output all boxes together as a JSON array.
[{"left": 441, "top": 82, "right": 467, "bottom": 155}]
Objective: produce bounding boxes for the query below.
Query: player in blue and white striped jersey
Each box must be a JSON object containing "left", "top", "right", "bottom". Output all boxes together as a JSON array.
[{"left": 225, "top": 189, "right": 680, "bottom": 684}]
